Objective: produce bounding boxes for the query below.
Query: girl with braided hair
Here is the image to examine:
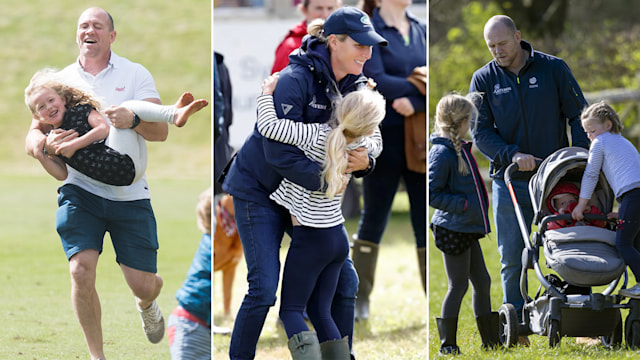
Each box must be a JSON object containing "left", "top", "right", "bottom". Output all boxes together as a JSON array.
[{"left": 429, "top": 93, "right": 497, "bottom": 354}]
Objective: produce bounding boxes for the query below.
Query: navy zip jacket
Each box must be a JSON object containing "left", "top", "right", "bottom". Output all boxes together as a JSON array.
[
  {"left": 429, "top": 135, "right": 491, "bottom": 235},
  {"left": 223, "top": 36, "right": 370, "bottom": 205},
  {"left": 363, "top": 8, "right": 426, "bottom": 129},
  {"left": 469, "top": 40, "right": 589, "bottom": 180}
]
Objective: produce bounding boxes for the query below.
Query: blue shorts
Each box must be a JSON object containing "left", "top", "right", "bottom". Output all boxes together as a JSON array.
[{"left": 56, "top": 184, "right": 159, "bottom": 273}]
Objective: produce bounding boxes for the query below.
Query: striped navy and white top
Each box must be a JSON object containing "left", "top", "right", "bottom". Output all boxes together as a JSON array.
[
  {"left": 256, "top": 94, "right": 383, "bottom": 227},
  {"left": 580, "top": 131, "right": 640, "bottom": 200}
]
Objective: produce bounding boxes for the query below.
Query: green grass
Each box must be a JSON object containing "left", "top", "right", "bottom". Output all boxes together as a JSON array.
[
  {"left": 428, "top": 201, "right": 640, "bottom": 359},
  {"left": 0, "top": 175, "right": 209, "bottom": 359},
  {"left": 213, "top": 192, "right": 427, "bottom": 359}
]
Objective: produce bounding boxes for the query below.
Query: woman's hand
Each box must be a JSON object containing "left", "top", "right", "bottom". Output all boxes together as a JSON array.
[
  {"left": 346, "top": 147, "right": 369, "bottom": 173},
  {"left": 393, "top": 97, "right": 415, "bottom": 117}
]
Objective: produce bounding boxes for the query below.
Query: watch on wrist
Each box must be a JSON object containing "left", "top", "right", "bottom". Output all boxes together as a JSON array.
[{"left": 130, "top": 113, "right": 141, "bottom": 129}]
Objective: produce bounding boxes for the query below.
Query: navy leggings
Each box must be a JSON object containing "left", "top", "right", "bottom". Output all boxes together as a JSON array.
[
  {"left": 279, "top": 224, "right": 350, "bottom": 342},
  {"left": 617, "top": 188, "right": 640, "bottom": 280}
]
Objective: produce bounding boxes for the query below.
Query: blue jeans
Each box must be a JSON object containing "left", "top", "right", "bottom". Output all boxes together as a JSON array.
[
  {"left": 229, "top": 198, "right": 358, "bottom": 360},
  {"left": 493, "top": 179, "right": 533, "bottom": 319},
  {"left": 357, "top": 125, "right": 426, "bottom": 247}
]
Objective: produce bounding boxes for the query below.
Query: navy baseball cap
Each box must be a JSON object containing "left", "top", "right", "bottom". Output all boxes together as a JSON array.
[{"left": 324, "top": 6, "right": 388, "bottom": 47}]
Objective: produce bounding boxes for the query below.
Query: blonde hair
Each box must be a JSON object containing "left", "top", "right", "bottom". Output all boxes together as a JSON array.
[
  {"left": 307, "top": 18, "right": 349, "bottom": 48},
  {"left": 196, "top": 187, "right": 212, "bottom": 235},
  {"left": 25, "top": 69, "right": 102, "bottom": 119},
  {"left": 434, "top": 94, "right": 477, "bottom": 175},
  {"left": 323, "top": 88, "right": 385, "bottom": 198},
  {"left": 580, "top": 101, "right": 623, "bottom": 134}
]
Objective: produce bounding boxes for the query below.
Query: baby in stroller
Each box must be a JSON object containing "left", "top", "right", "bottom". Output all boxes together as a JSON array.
[{"left": 546, "top": 182, "right": 607, "bottom": 230}]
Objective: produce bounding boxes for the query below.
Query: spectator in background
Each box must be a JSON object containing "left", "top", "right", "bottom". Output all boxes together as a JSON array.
[
  {"left": 354, "top": 0, "right": 427, "bottom": 322},
  {"left": 168, "top": 187, "right": 213, "bottom": 360},
  {"left": 214, "top": 52, "right": 234, "bottom": 196},
  {"left": 270, "top": 0, "right": 340, "bottom": 74}
]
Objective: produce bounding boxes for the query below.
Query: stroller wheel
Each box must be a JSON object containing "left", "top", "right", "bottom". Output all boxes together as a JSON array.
[
  {"left": 498, "top": 303, "right": 518, "bottom": 347},
  {"left": 548, "top": 319, "right": 561, "bottom": 347}
]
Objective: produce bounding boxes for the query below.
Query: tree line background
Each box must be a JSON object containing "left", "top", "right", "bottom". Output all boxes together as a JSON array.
[{"left": 429, "top": 0, "right": 640, "bottom": 146}]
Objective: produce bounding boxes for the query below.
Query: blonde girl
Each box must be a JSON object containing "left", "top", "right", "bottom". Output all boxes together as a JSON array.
[
  {"left": 429, "top": 94, "right": 496, "bottom": 354},
  {"left": 25, "top": 69, "right": 207, "bottom": 185},
  {"left": 571, "top": 101, "right": 640, "bottom": 299},
  {"left": 257, "top": 73, "right": 383, "bottom": 358}
]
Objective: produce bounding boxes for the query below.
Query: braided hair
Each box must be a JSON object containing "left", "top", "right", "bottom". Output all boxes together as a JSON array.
[
  {"left": 580, "top": 101, "right": 623, "bottom": 134},
  {"left": 434, "top": 94, "right": 478, "bottom": 175}
]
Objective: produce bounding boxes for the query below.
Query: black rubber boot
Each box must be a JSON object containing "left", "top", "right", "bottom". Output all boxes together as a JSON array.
[
  {"left": 319, "top": 336, "right": 350, "bottom": 360},
  {"left": 476, "top": 312, "right": 500, "bottom": 350},
  {"left": 436, "top": 317, "right": 461, "bottom": 355}
]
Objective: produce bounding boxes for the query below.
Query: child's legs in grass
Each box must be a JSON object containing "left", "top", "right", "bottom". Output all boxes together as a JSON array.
[
  {"left": 105, "top": 127, "right": 146, "bottom": 183},
  {"left": 616, "top": 189, "right": 640, "bottom": 281},
  {"left": 467, "top": 241, "right": 492, "bottom": 317},
  {"left": 279, "top": 224, "right": 349, "bottom": 341}
]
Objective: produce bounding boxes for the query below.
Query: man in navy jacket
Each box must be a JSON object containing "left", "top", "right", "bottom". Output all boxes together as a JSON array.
[{"left": 469, "top": 14, "right": 589, "bottom": 345}]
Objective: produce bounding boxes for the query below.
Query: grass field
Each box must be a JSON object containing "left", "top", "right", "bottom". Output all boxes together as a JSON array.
[
  {"left": 428, "top": 196, "right": 640, "bottom": 359},
  {"left": 0, "top": 175, "right": 210, "bottom": 359},
  {"left": 213, "top": 192, "right": 428, "bottom": 359}
]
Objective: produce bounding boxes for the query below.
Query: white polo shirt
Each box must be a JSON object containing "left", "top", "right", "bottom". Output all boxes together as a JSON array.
[{"left": 57, "top": 51, "right": 160, "bottom": 201}]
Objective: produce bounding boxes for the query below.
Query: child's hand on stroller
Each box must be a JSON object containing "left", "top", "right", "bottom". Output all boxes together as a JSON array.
[{"left": 571, "top": 198, "right": 591, "bottom": 221}]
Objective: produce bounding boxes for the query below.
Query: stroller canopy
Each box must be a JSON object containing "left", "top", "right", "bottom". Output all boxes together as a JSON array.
[{"left": 529, "top": 147, "right": 614, "bottom": 225}]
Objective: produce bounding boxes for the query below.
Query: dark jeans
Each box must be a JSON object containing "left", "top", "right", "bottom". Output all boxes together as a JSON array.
[
  {"left": 357, "top": 125, "right": 426, "bottom": 247},
  {"left": 617, "top": 188, "right": 640, "bottom": 280},
  {"left": 229, "top": 197, "right": 358, "bottom": 360}
]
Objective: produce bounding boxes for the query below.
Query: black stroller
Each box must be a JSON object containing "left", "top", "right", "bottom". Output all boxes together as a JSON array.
[{"left": 500, "top": 146, "right": 640, "bottom": 348}]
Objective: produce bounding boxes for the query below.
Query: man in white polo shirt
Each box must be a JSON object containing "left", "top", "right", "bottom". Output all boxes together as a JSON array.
[{"left": 25, "top": 7, "right": 168, "bottom": 360}]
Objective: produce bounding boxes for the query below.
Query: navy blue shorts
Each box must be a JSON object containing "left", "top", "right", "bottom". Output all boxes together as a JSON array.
[{"left": 56, "top": 184, "right": 159, "bottom": 273}]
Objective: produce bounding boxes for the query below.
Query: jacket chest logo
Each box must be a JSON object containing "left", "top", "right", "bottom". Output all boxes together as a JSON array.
[
  {"left": 493, "top": 83, "right": 512, "bottom": 96},
  {"left": 528, "top": 76, "right": 539, "bottom": 89},
  {"left": 308, "top": 95, "right": 328, "bottom": 110}
]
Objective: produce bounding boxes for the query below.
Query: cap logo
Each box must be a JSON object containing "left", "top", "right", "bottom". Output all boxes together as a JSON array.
[{"left": 360, "top": 15, "right": 372, "bottom": 27}]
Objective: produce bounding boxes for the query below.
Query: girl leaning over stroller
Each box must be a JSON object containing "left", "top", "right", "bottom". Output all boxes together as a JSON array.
[
  {"left": 429, "top": 94, "right": 497, "bottom": 354},
  {"left": 572, "top": 101, "right": 640, "bottom": 299}
]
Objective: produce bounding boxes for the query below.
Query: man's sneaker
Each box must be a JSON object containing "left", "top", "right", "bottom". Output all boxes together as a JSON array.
[
  {"left": 620, "top": 284, "right": 640, "bottom": 299},
  {"left": 137, "top": 300, "right": 165, "bottom": 343}
]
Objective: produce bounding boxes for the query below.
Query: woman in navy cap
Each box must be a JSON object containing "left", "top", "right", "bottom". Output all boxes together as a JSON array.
[{"left": 222, "top": 6, "right": 387, "bottom": 360}]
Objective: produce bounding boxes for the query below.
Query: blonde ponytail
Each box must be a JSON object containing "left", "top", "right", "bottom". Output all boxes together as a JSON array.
[
  {"left": 322, "top": 87, "right": 386, "bottom": 198},
  {"left": 324, "top": 125, "right": 350, "bottom": 198}
]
